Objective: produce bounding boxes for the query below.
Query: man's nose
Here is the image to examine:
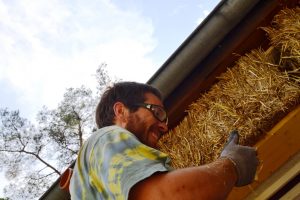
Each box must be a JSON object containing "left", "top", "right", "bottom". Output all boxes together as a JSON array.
[{"left": 158, "top": 121, "right": 168, "bottom": 133}]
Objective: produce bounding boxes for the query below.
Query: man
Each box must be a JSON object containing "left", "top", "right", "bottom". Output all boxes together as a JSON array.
[{"left": 70, "top": 81, "right": 258, "bottom": 200}]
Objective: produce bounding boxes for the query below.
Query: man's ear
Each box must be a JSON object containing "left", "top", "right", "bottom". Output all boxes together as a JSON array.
[{"left": 113, "top": 102, "right": 128, "bottom": 127}]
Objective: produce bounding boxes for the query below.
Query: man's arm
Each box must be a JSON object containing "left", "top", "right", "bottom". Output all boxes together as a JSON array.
[
  {"left": 129, "top": 158, "right": 237, "bottom": 200},
  {"left": 129, "top": 131, "right": 258, "bottom": 200}
]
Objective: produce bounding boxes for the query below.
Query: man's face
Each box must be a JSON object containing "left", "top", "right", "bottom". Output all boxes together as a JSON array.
[{"left": 125, "top": 93, "right": 168, "bottom": 148}]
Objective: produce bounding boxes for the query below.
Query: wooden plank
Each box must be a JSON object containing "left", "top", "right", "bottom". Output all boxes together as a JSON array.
[
  {"left": 227, "top": 105, "right": 300, "bottom": 200},
  {"left": 280, "top": 182, "right": 300, "bottom": 200},
  {"left": 245, "top": 151, "right": 300, "bottom": 199}
]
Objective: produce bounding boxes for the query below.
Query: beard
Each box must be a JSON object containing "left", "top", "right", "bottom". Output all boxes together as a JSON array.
[{"left": 125, "top": 113, "right": 152, "bottom": 147}]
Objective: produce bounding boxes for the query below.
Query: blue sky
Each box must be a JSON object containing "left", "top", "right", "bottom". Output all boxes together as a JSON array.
[
  {"left": 0, "top": 0, "right": 220, "bottom": 195},
  {"left": 0, "top": 0, "right": 220, "bottom": 120}
]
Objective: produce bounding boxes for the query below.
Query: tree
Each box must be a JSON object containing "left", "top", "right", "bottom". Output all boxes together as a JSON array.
[
  {"left": 94, "top": 63, "right": 121, "bottom": 96},
  {"left": 37, "top": 86, "right": 96, "bottom": 168},
  {"left": 0, "top": 108, "right": 59, "bottom": 199},
  {"left": 0, "top": 64, "right": 116, "bottom": 199}
]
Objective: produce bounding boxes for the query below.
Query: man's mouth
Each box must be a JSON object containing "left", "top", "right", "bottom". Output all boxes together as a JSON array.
[{"left": 151, "top": 131, "right": 161, "bottom": 141}]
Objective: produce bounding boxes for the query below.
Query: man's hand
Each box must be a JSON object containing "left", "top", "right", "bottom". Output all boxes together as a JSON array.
[{"left": 220, "top": 130, "right": 258, "bottom": 187}]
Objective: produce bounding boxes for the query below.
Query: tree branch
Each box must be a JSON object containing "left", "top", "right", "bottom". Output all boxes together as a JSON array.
[
  {"left": 30, "top": 171, "right": 57, "bottom": 181},
  {"left": 0, "top": 148, "right": 60, "bottom": 175}
]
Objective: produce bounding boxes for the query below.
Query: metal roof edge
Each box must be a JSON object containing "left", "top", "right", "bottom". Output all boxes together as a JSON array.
[{"left": 147, "top": 0, "right": 260, "bottom": 100}]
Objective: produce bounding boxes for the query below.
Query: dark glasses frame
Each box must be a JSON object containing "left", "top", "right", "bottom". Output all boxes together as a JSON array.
[{"left": 134, "top": 103, "right": 168, "bottom": 124}]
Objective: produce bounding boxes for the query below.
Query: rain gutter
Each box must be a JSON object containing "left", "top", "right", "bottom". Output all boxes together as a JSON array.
[{"left": 147, "top": 0, "right": 260, "bottom": 100}]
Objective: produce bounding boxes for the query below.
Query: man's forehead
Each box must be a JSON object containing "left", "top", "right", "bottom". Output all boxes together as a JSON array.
[{"left": 144, "top": 93, "right": 164, "bottom": 106}]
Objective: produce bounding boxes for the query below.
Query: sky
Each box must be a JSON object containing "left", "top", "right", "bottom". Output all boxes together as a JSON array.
[{"left": 0, "top": 0, "right": 220, "bottom": 197}]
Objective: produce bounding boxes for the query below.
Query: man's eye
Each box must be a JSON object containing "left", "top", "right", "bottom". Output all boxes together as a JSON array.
[{"left": 155, "top": 110, "right": 162, "bottom": 117}]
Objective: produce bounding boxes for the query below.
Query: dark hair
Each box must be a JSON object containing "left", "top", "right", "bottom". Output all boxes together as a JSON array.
[{"left": 95, "top": 81, "right": 162, "bottom": 128}]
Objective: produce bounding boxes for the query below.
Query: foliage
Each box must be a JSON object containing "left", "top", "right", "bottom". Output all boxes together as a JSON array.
[
  {"left": 0, "top": 108, "right": 57, "bottom": 199},
  {"left": 0, "top": 64, "right": 116, "bottom": 199},
  {"left": 37, "top": 86, "right": 96, "bottom": 168}
]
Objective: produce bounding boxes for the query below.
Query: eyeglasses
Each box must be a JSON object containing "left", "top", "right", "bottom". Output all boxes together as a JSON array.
[{"left": 135, "top": 103, "right": 168, "bottom": 124}]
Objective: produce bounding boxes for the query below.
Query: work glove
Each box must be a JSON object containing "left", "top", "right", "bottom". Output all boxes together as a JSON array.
[{"left": 220, "top": 130, "right": 258, "bottom": 187}]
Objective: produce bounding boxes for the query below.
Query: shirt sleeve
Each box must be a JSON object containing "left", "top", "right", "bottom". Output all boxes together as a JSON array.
[{"left": 88, "top": 127, "right": 171, "bottom": 199}]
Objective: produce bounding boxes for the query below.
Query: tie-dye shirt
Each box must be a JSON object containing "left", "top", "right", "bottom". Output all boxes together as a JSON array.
[{"left": 70, "top": 125, "right": 171, "bottom": 200}]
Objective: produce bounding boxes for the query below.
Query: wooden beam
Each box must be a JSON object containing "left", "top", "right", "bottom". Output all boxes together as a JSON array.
[
  {"left": 245, "top": 151, "right": 300, "bottom": 199},
  {"left": 280, "top": 182, "right": 300, "bottom": 200},
  {"left": 227, "top": 105, "right": 300, "bottom": 199}
]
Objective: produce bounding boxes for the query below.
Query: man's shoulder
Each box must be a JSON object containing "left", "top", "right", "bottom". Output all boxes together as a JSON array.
[
  {"left": 94, "top": 125, "right": 131, "bottom": 135},
  {"left": 90, "top": 125, "right": 136, "bottom": 142}
]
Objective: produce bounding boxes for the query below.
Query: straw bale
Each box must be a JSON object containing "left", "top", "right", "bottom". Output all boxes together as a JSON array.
[
  {"left": 158, "top": 48, "right": 300, "bottom": 169},
  {"left": 158, "top": 8, "right": 300, "bottom": 169},
  {"left": 262, "top": 7, "right": 300, "bottom": 83}
]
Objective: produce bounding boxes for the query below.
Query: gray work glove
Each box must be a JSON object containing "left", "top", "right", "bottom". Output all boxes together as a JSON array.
[{"left": 220, "top": 130, "right": 258, "bottom": 187}]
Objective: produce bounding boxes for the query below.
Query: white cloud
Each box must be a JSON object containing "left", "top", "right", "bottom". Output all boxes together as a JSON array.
[{"left": 0, "top": 0, "right": 158, "bottom": 120}]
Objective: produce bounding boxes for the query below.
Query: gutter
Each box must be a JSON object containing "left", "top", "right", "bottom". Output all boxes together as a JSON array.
[{"left": 147, "top": 0, "right": 260, "bottom": 100}]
